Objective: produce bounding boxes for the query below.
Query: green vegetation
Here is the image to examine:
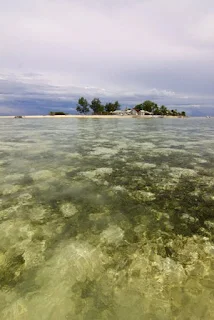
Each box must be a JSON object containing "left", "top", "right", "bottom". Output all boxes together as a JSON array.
[
  {"left": 76, "top": 97, "right": 90, "bottom": 114},
  {"left": 49, "top": 111, "right": 67, "bottom": 116},
  {"left": 105, "top": 100, "right": 120, "bottom": 113},
  {"left": 76, "top": 97, "right": 120, "bottom": 115},
  {"left": 90, "top": 98, "right": 104, "bottom": 114},
  {"left": 76, "top": 98, "right": 186, "bottom": 116},
  {"left": 134, "top": 100, "right": 186, "bottom": 116}
]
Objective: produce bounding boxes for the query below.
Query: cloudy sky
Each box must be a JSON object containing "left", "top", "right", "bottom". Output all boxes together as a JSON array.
[{"left": 0, "top": 0, "right": 214, "bottom": 115}]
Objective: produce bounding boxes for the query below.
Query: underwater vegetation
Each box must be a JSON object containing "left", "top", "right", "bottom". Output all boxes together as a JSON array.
[{"left": 0, "top": 117, "right": 214, "bottom": 319}]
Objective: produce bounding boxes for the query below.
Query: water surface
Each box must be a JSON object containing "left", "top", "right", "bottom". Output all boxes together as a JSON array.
[{"left": 0, "top": 118, "right": 214, "bottom": 319}]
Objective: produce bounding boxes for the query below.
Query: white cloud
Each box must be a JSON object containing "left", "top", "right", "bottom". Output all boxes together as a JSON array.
[{"left": 149, "top": 89, "right": 175, "bottom": 97}]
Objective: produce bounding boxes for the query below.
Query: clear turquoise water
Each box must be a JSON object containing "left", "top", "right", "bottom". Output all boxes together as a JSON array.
[{"left": 0, "top": 118, "right": 214, "bottom": 319}]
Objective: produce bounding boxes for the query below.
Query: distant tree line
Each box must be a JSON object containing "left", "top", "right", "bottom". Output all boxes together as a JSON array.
[
  {"left": 134, "top": 100, "right": 186, "bottom": 116},
  {"left": 76, "top": 97, "right": 120, "bottom": 115}
]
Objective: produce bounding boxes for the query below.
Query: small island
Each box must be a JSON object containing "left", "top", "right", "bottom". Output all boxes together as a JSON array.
[
  {"left": 12, "top": 98, "right": 187, "bottom": 119},
  {"left": 75, "top": 97, "right": 186, "bottom": 117}
]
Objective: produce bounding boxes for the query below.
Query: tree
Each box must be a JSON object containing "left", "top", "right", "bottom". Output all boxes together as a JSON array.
[
  {"left": 159, "top": 105, "right": 168, "bottom": 115},
  {"left": 152, "top": 103, "right": 160, "bottom": 115},
  {"left": 134, "top": 103, "right": 144, "bottom": 112},
  {"left": 170, "top": 109, "right": 179, "bottom": 116},
  {"left": 181, "top": 111, "right": 186, "bottom": 117},
  {"left": 105, "top": 101, "right": 120, "bottom": 113},
  {"left": 76, "top": 97, "right": 89, "bottom": 114},
  {"left": 142, "top": 100, "right": 156, "bottom": 112},
  {"left": 90, "top": 98, "right": 104, "bottom": 114},
  {"left": 114, "top": 101, "right": 120, "bottom": 111},
  {"left": 134, "top": 101, "right": 161, "bottom": 114}
]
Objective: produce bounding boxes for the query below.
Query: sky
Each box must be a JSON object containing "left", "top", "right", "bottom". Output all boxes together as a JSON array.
[{"left": 0, "top": 0, "right": 214, "bottom": 115}]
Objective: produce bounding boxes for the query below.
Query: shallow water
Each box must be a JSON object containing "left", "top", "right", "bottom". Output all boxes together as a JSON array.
[{"left": 0, "top": 117, "right": 214, "bottom": 319}]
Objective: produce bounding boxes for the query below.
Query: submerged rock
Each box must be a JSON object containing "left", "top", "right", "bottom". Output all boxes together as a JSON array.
[
  {"left": 2, "top": 184, "right": 21, "bottom": 195},
  {"left": 4, "top": 173, "right": 25, "bottom": 182},
  {"left": 169, "top": 167, "right": 197, "bottom": 178},
  {"left": 133, "top": 162, "right": 157, "bottom": 169},
  {"left": 80, "top": 167, "right": 112, "bottom": 180},
  {"left": 112, "top": 185, "right": 126, "bottom": 192},
  {"left": 131, "top": 190, "right": 156, "bottom": 202},
  {"left": 100, "top": 225, "right": 124, "bottom": 245},
  {"left": 181, "top": 213, "right": 198, "bottom": 223},
  {"left": 31, "top": 170, "right": 54, "bottom": 181},
  {"left": 60, "top": 203, "right": 78, "bottom": 218},
  {"left": 29, "top": 206, "right": 48, "bottom": 223},
  {"left": 90, "top": 147, "right": 118, "bottom": 156}
]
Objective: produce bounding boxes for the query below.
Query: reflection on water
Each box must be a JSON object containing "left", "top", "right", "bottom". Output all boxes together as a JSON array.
[{"left": 0, "top": 118, "right": 214, "bottom": 319}]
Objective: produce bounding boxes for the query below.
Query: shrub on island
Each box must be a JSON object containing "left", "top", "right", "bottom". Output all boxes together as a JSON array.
[{"left": 49, "top": 111, "right": 67, "bottom": 116}]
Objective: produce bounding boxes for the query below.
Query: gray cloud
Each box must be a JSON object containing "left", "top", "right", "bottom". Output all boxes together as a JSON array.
[{"left": 0, "top": 0, "right": 213, "bottom": 115}]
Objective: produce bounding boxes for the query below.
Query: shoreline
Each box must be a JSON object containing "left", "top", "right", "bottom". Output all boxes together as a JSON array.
[{"left": 0, "top": 115, "right": 189, "bottom": 119}]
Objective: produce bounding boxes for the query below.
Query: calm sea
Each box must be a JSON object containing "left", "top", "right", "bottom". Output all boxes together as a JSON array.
[{"left": 0, "top": 118, "right": 214, "bottom": 319}]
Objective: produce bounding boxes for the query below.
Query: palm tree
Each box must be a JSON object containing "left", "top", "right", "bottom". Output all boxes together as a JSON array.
[{"left": 160, "top": 105, "right": 168, "bottom": 115}]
